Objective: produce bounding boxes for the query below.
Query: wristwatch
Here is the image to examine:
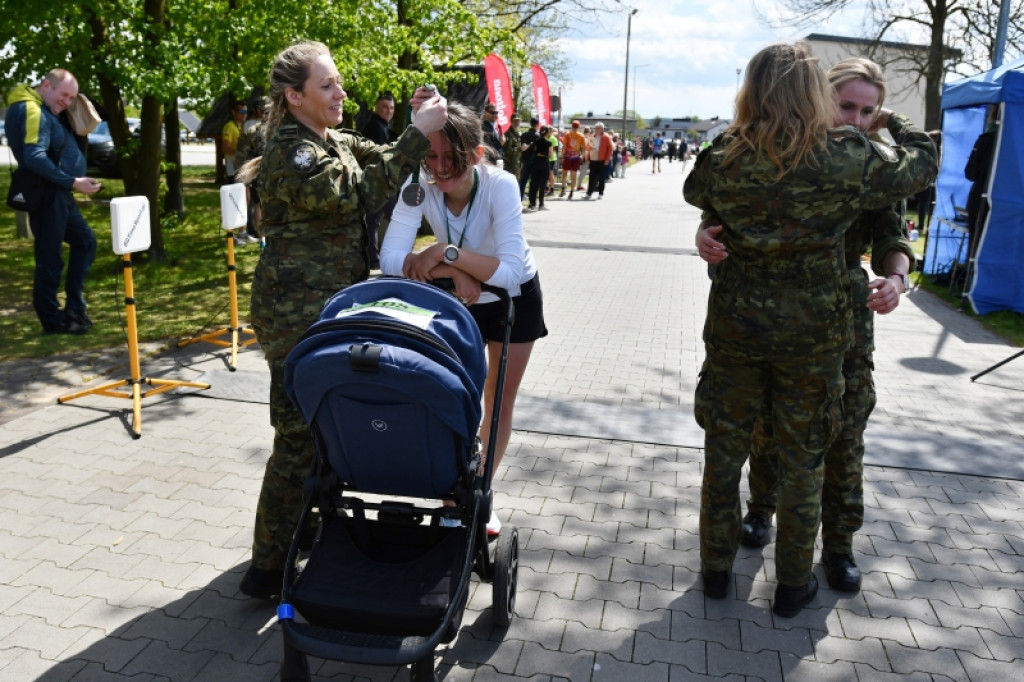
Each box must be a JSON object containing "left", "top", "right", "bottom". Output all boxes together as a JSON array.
[
  {"left": 889, "top": 271, "right": 909, "bottom": 291},
  {"left": 443, "top": 245, "right": 459, "bottom": 265}
]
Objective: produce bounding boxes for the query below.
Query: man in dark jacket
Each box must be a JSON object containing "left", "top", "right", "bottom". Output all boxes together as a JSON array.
[
  {"left": 5, "top": 69, "right": 102, "bottom": 334},
  {"left": 482, "top": 103, "right": 504, "bottom": 162},
  {"left": 360, "top": 93, "right": 398, "bottom": 268}
]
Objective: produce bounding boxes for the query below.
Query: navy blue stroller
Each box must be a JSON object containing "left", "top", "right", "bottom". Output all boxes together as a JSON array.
[{"left": 277, "top": 277, "right": 518, "bottom": 682}]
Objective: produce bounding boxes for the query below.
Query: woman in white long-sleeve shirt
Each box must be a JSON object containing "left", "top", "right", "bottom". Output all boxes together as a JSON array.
[{"left": 380, "top": 99, "right": 547, "bottom": 536}]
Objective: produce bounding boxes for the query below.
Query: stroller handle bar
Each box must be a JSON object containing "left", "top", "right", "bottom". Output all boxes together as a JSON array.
[{"left": 428, "top": 278, "right": 514, "bottom": 497}]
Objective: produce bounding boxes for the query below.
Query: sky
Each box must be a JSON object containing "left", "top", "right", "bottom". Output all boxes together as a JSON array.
[{"left": 554, "top": 0, "right": 881, "bottom": 122}]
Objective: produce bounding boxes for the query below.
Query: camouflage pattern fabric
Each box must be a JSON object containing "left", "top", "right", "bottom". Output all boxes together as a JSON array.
[
  {"left": 685, "top": 113, "right": 937, "bottom": 586},
  {"left": 503, "top": 126, "right": 522, "bottom": 180},
  {"left": 746, "top": 205, "right": 916, "bottom": 556},
  {"left": 247, "top": 113, "right": 429, "bottom": 572},
  {"left": 235, "top": 122, "right": 265, "bottom": 187}
]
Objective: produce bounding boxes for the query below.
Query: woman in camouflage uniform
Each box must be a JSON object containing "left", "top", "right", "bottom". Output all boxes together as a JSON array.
[
  {"left": 697, "top": 58, "right": 919, "bottom": 600},
  {"left": 236, "top": 41, "right": 447, "bottom": 599},
  {"left": 683, "top": 42, "right": 937, "bottom": 617}
]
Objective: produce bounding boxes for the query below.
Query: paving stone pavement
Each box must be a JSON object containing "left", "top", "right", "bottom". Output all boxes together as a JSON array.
[{"left": 1, "top": 161, "right": 1022, "bottom": 681}]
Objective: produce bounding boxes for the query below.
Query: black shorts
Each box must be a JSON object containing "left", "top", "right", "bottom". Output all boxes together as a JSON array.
[{"left": 469, "top": 273, "right": 548, "bottom": 344}]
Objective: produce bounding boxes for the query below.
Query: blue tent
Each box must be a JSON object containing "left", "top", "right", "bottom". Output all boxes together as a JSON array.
[{"left": 926, "top": 55, "right": 1024, "bottom": 314}]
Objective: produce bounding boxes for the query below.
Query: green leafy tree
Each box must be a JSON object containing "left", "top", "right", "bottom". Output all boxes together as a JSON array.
[{"left": 0, "top": 0, "right": 494, "bottom": 259}]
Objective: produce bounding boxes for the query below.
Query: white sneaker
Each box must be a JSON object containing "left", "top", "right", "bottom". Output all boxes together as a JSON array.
[
  {"left": 486, "top": 511, "right": 501, "bottom": 536},
  {"left": 234, "top": 232, "right": 258, "bottom": 245}
]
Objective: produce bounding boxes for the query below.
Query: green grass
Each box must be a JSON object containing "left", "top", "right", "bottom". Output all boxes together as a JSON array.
[
  {"left": 0, "top": 167, "right": 262, "bottom": 361},
  {"left": 0, "top": 168, "right": 439, "bottom": 362}
]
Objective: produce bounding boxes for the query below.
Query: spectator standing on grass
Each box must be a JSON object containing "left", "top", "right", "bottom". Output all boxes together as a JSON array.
[
  {"left": 4, "top": 68, "right": 101, "bottom": 335},
  {"left": 360, "top": 92, "right": 399, "bottom": 268},
  {"left": 235, "top": 98, "right": 266, "bottom": 246}
]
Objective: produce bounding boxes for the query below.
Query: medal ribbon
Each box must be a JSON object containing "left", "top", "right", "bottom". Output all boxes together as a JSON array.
[{"left": 444, "top": 169, "right": 479, "bottom": 248}]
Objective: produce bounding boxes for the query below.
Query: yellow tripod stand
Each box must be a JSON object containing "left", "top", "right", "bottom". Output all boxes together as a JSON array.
[
  {"left": 59, "top": 254, "right": 210, "bottom": 439},
  {"left": 177, "top": 230, "right": 258, "bottom": 370}
]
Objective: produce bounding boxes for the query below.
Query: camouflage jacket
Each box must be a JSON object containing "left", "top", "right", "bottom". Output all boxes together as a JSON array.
[
  {"left": 684, "top": 113, "right": 937, "bottom": 278},
  {"left": 257, "top": 112, "right": 430, "bottom": 240},
  {"left": 846, "top": 204, "right": 915, "bottom": 276}
]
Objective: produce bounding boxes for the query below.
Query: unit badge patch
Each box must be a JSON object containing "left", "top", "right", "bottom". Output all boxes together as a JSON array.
[{"left": 289, "top": 143, "right": 317, "bottom": 173}]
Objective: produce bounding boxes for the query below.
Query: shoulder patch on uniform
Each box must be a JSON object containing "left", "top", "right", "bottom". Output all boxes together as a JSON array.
[
  {"left": 278, "top": 124, "right": 299, "bottom": 140},
  {"left": 288, "top": 142, "right": 318, "bottom": 174},
  {"left": 870, "top": 140, "right": 898, "bottom": 163}
]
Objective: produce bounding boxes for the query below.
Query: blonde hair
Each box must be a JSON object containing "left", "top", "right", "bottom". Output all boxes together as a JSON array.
[
  {"left": 828, "top": 57, "right": 886, "bottom": 108},
  {"left": 236, "top": 40, "right": 331, "bottom": 184},
  {"left": 722, "top": 42, "right": 834, "bottom": 180}
]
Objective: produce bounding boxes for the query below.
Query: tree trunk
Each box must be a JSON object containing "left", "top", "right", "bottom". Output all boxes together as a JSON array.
[
  {"left": 163, "top": 100, "right": 185, "bottom": 216},
  {"left": 87, "top": 11, "right": 138, "bottom": 194},
  {"left": 394, "top": 0, "right": 414, "bottom": 131},
  {"left": 140, "top": 0, "right": 167, "bottom": 261},
  {"left": 925, "top": 0, "right": 951, "bottom": 130}
]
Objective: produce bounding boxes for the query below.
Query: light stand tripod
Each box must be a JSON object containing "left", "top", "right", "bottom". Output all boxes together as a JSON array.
[
  {"left": 971, "top": 348, "right": 1024, "bottom": 382},
  {"left": 177, "top": 184, "right": 257, "bottom": 370},
  {"left": 58, "top": 197, "right": 209, "bottom": 439}
]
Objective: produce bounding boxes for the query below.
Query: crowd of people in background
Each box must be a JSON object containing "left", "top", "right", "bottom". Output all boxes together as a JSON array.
[{"left": 510, "top": 118, "right": 697, "bottom": 209}]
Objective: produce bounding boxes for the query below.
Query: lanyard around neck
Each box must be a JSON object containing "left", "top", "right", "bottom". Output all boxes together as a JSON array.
[{"left": 444, "top": 168, "right": 479, "bottom": 248}]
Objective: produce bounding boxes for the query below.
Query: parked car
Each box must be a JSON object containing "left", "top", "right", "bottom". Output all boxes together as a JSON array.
[{"left": 86, "top": 118, "right": 141, "bottom": 177}]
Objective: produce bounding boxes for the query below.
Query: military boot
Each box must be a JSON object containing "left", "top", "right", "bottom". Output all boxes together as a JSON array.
[
  {"left": 822, "top": 550, "right": 861, "bottom": 592},
  {"left": 741, "top": 512, "right": 772, "bottom": 547},
  {"left": 772, "top": 576, "right": 818, "bottom": 618}
]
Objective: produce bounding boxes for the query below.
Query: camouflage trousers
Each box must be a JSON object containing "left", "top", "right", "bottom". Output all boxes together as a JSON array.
[
  {"left": 747, "top": 352, "right": 875, "bottom": 555},
  {"left": 696, "top": 350, "right": 845, "bottom": 586},
  {"left": 747, "top": 270, "right": 876, "bottom": 555},
  {"left": 247, "top": 240, "right": 365, "bottom": 572}
]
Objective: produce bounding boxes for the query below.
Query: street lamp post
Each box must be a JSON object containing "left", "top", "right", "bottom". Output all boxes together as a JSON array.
[
  {"left": 622, "top": 8, "right": 638, "bottom": 142},
  {"left": 633, "top": 63, "right": 650, "bottom": 130}
]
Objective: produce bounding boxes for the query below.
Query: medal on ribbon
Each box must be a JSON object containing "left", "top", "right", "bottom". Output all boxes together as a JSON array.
[{"left": 402, "top": 168, "right": 424, "bottom": 206}]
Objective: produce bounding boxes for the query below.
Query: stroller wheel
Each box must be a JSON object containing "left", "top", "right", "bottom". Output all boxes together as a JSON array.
[
  {"left": 409, "top": 654, "right": 437, "bottom": 682},
  {"left": 492, "top": 526, "right": 519, "bottom": 627}
]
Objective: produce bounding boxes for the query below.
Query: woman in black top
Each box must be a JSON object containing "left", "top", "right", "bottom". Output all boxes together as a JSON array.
[{"left": 527, "top": 126, "right": 552, "bottom": 211}]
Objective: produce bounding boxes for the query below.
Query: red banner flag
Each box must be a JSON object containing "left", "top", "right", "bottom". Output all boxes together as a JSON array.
[
  {"left": 531, "top": 64, "right": 551, "bottom": 127},
  {"left": 483, "top": 53, "right": 513, "bottom": 134}
]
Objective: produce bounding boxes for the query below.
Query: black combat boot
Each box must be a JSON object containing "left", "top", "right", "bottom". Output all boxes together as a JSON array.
[
  {"left": 741, "top": 512, "right": 771, "bottom": 547},
  {"left": 701, "top": 563, "right": 730, "bottom": 599},
  {"left": 772, "top": 576, "right": 818, "bottom": 618},
  {"left": 822, "top": 550, "right": 862, "bottom": 592},
  {"left": 239, "top": 566, "right": 284, "bottom": 600}
]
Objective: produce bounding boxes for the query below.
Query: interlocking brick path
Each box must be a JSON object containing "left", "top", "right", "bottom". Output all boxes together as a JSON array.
[{"left": 1, "top": 163, "right": 1021, "bottom": 680}]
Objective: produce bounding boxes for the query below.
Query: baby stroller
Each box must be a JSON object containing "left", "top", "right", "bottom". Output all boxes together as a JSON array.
[{"left": 277, "top": 277, "right": 519, "bottom": 682}]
